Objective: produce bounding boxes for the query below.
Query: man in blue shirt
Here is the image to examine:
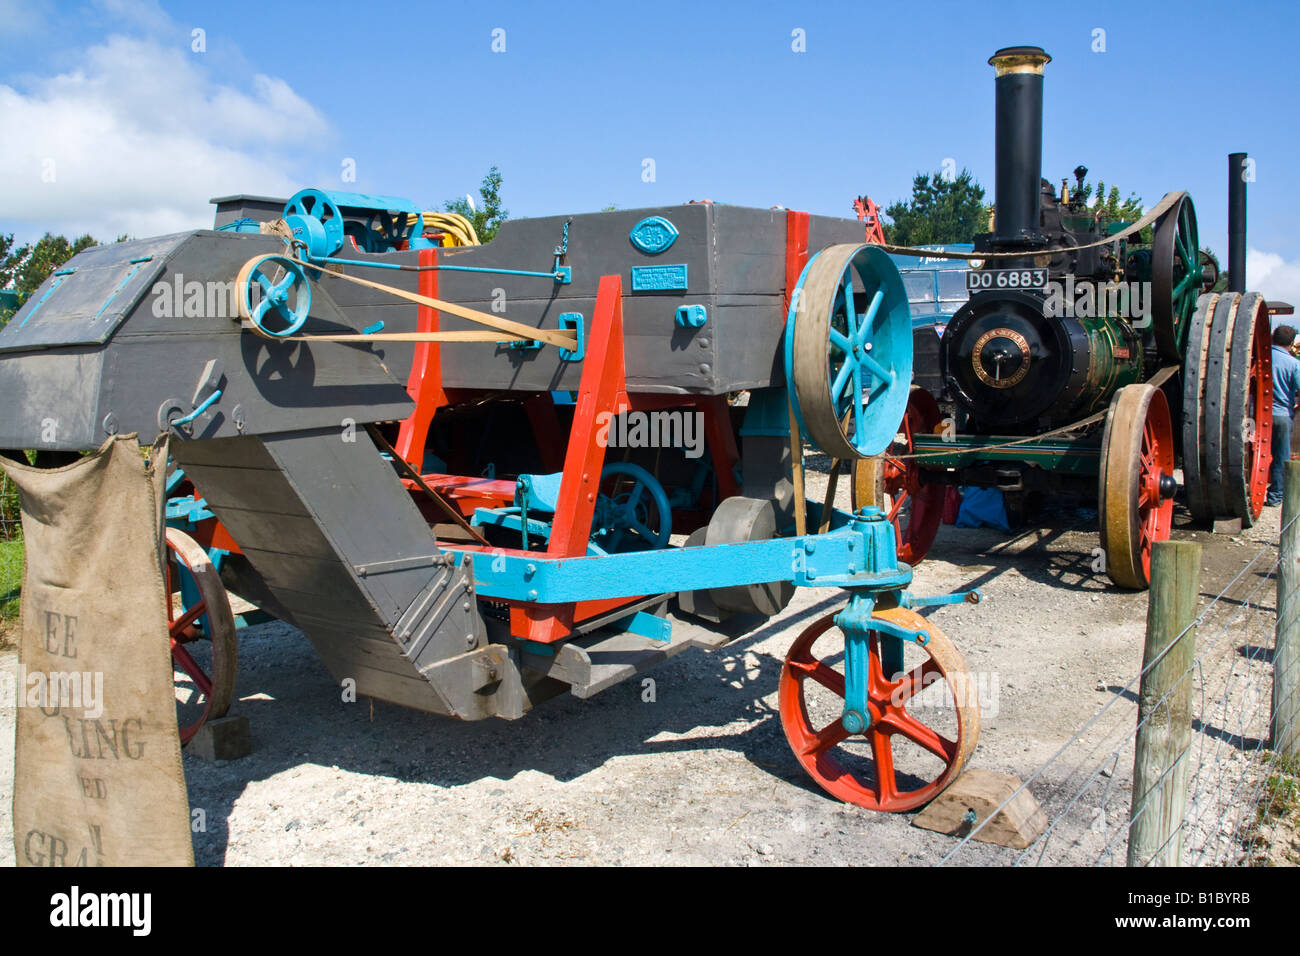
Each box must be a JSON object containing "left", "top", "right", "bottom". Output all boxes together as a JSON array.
[{"left": 1267, "top": 325, "right": 1300, "bottom": 505}]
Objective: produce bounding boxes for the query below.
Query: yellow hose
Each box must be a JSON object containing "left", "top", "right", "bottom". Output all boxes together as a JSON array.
[{"left": 403, "top": 212, "right": 481, "bottom": 247}]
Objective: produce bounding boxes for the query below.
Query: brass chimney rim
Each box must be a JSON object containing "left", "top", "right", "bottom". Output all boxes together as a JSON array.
[{"left": 989, "top": 46, "right": 1051, "bottom": 76}]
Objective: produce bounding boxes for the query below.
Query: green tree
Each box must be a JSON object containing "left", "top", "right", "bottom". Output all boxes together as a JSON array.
[
  {"left": 1069, "top": 177, "right": 1143, "bottom": 223},
  {"left": 12, "top": 233, "right": 96, "bottom": 295},
  {"left": 0, "top": 234, "right": 15, "bottom": 285},
  {"left": 442, "top": 166, "right": 508, "bottom": 243},
  {"left": 1201, "top": 246, "right": 1229, "bottom": 293},
  {"left": 1, "top": 233, "right": 124, "bottom": 327},
  {"left": 0, "top": 234, "right": 19, "bottom": 328},
  {"left": 883, "top": 169, "right": 988, "bottom": 246}
]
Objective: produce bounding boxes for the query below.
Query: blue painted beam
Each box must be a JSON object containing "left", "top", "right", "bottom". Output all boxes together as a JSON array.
[{"left": 446, "top": 521, "right": 911, "bottom": 604}]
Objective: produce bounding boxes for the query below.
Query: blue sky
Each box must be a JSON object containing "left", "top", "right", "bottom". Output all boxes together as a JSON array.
[{"left": 3, "top": 0, "right": 1298, "bottom": 297}]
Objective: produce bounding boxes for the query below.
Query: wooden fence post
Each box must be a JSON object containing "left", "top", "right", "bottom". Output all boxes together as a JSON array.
[
  {"left": 1274, "top": 459, "right": 1300, "bottom": 757},
  {"left": 1128, "top": 539, "right": 1200, "bottom": 867}
]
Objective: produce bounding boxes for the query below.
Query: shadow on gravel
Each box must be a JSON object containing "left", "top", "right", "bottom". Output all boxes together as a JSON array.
[
  {"left": 1196, "top": 583, "right": 1277, "bottom": 613},
  {"left": 929, "top": 516, "right": 1107, "bottom": 594},
  {"left": 1100, "top": 683, "right": 1267, "bottom": 755},
  {"left": 1237, "top": 643, "right": 1273, "bottom": 664},
  {"left": 184, "top": 591, "right": 851, "bottom": 864}
]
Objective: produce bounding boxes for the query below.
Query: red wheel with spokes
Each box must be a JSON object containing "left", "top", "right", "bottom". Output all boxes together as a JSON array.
[
  {"left": 165, "top": 527, "right": 238, "bottom": 745},
  {"left": 853, "top": 387, "right": 945, "bottom": 565},
  {"left": 778, "top": 605, "right": 979, "bottom": 812},
  {"left": 1099, "top": 384, "right": 1176, "bottom": 589}
]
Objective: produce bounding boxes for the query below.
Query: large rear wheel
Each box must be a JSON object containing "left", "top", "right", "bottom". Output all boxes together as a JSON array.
[
  {"left": 1224, "top": 292, "right": 1274, "bottom": 526},
  {"left": 1204, "top": 293, "right": 1244, "bottom": 517},
  {"left": 1100, "top": 385, "right": 1176, "bottom": 589},
  {"left": 1180, "top": 293, "right": 1219, "bottom": 523}
]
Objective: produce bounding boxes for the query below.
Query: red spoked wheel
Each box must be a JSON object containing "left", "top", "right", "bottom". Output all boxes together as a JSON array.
[
  {"left": 1099, "top": 385, "right": 1176, "bottom": 589},
  {"left": 853, "top": 387, "right": 945, "bottom": 565},
  {"left": 778, "top": 605, "right": 979, "bottom": 812},
  {"left": 166, "top": 527, "right": 238, "bottom": 745}
]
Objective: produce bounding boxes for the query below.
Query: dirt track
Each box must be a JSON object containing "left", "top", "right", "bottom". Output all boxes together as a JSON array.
[{"left": 0, "top": 479, "right": 1283, "bottom": 866}]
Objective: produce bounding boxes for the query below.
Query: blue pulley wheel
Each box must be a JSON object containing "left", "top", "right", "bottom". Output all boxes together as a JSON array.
[
  {"left": 236, "top": 254, "right": 312, "bottom": 337},
  {"left": 784, "top": 244, "right": 912, "bottom": 459},
  {"left": 283, "top": 188, "right": 346, "bottom": 258},
  {"left": 283, "top": 212, "right": 330, "bottom": 259}
]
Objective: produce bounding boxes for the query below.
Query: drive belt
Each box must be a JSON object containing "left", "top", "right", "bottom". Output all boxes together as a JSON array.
[
  {"left": 892, "top": 365, "right": 1179, "bottom": 460},
  {"left": 234, "top": 253, "right": 578, "bottom": 350},
  {"left": 872, "top": 191, "right": 1183, "bottom": 261}
]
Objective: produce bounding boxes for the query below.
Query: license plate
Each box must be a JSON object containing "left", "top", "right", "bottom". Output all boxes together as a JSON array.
[{"left": 966, "top": 267, "right": 1048, "bottom": 292}]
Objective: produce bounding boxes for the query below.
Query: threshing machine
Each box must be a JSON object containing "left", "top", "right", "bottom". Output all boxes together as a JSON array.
[{"left": 0, "top": 181, "right": 982, "bottom": 810}]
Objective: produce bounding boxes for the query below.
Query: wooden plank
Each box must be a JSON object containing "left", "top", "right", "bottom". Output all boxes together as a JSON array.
[
  {"left": 178, "top": 463, "right": 311, "bottom": 517},
  {"left": 254, "top": 583, "right": 386, "bottom": 628},
  {"left": 315, "top": 653, "right": 447, "bottom": 714},
  {"left": 174, "top": 436, "right": 278, "bottom": 470},
  {"left": 300, "top": 632, "right": 426, "bottom": 680},
  {"left": 195, "top": 507, "right": 337, "bottom": 560},
  {"left": 236, "top": 548, "right": 370, "bottom": 605}
]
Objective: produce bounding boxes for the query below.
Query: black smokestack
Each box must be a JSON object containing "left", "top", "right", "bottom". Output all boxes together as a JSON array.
[
  {"left": 989, "top": 46, "right": 1051, "bottom": 244},
  {"left": 1228, "top": 152, "right": 1247, "bottom": 293}
]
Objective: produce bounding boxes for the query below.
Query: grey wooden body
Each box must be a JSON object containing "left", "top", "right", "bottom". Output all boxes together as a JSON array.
[
  {"left": 0, "top": 200, "right": 869, "bottom": 720},
  {"left": 215, "top": 196, "right": 865, "bottom": 395}
]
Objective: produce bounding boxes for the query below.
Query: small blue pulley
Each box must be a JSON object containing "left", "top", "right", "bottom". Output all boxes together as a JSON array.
[{"left": 236, "top": 254, "right": 311, "bottom": 338}]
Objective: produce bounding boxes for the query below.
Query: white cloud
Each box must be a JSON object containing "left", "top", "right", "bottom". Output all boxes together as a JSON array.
[
  {"left": 0, "top": 33, "right": 330, "bottom": 241},
  {"left": 1247, "top": 249, "right": 1300, "bottom": 307}
]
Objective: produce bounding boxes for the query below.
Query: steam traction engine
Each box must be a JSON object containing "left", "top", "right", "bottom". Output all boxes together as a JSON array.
[
  {"left": 1, "top": 186, "right": 982, "bottom": 810},
  {"left": 872, "top": 47, "right": 1273, "bottom": 588}
]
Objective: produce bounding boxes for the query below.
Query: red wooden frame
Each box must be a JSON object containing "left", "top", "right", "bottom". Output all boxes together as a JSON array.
[
  {"left": 511, "top": 275, "right": 628, "bottom": 642},
  {"left": 394, "top": 246, "right": 445, "bottom": 470},
  {"left": 785, "top": 209, "right": 810, "bottom": 310}
]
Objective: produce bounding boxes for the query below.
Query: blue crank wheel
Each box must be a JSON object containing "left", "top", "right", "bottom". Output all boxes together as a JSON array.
[
  {"left": 592, "top": 462, "right": 672, "bottom": 552},
  {"left": 785, "top": 244, "right": 912, "bottom": 459},
  {"left": 236, "top": 254, "right": 312, "bottom": 338},
  {"left": 282, "top": 188, "right": 346, "bottom": 259}
]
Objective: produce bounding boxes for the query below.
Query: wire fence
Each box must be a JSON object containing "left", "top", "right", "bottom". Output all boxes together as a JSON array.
[
  {"left": 939, "top": 508, "right": 1299, "bottom": 867},
  {"left": 1, "top": 467, "right": 20, "bottom": 541},
  {"left": 1, "top": 467, "right": 24, "bottom": 636}
]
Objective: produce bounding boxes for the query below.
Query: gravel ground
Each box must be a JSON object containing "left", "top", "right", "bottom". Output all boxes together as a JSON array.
[{"left": 0, "top": 468, "right": 1288, "bottom": 867}]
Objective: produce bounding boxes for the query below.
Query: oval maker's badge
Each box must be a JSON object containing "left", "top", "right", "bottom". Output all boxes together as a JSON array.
[{"left": 629, "top": 216, "right": 679, "bottom": 254}]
